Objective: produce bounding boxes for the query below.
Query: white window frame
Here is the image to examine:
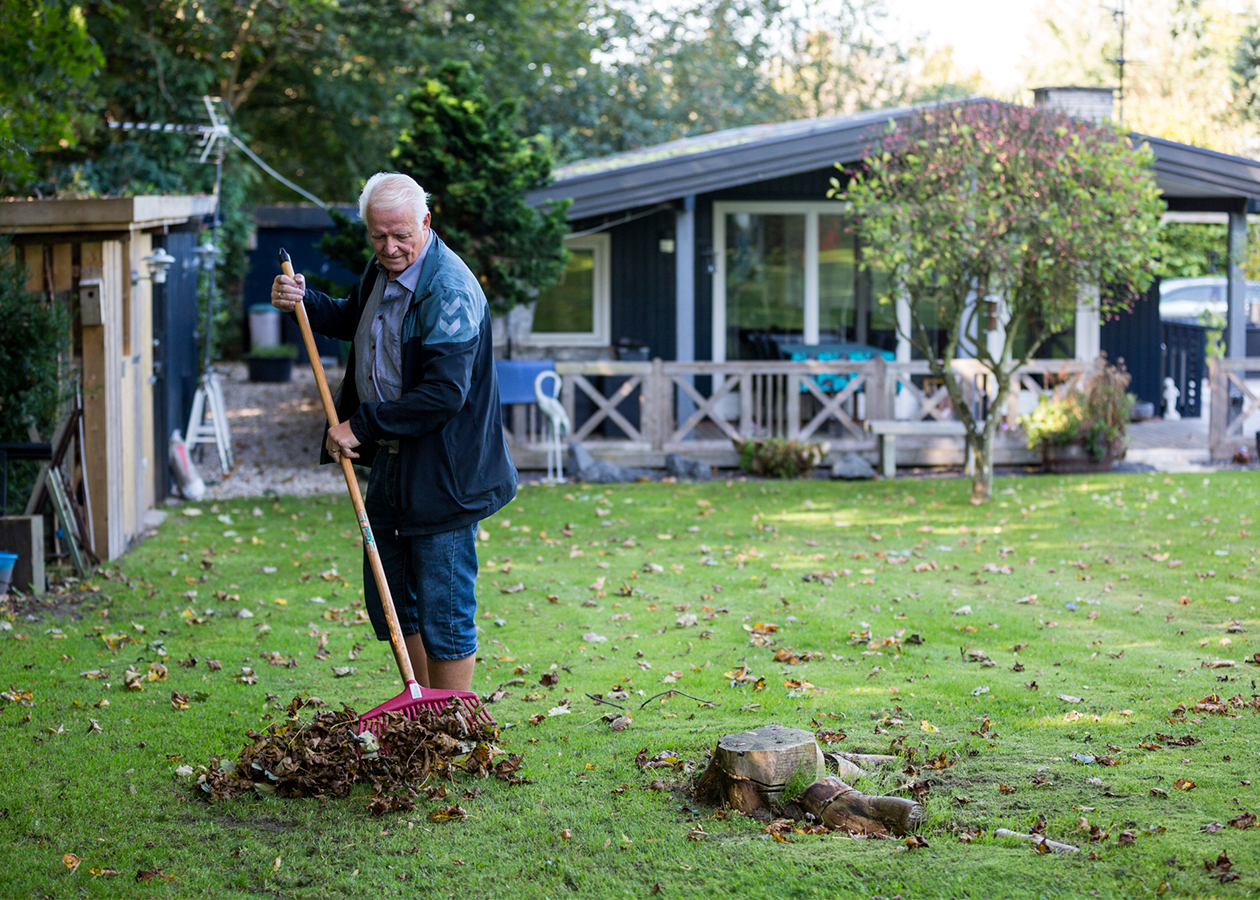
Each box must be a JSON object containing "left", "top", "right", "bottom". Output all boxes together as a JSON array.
[
  {"left": 711, "top": 201, "right": 855, "bottom": 362},
  {"left": 528, "top": 232, "right": 611, "bottom": 347}
]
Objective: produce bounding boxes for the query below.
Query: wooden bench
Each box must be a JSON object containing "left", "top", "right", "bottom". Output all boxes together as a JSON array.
[{"left": 865, "top": 420, "right": 972, "bottom": 478}]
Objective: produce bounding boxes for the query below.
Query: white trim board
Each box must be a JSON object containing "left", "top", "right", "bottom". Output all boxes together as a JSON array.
[{"left": 527, "top": 232, "right": 611, "bottom": 347}]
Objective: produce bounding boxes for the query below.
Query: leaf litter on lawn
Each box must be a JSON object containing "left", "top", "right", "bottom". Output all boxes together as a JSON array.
[{"left": 191, "top": 696, "right": 528, "bottom": 816}]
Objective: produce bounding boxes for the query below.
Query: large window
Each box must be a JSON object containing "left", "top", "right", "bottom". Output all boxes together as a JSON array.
[
  {"left": 712, "top": 202, "right": 891, "bottom": 361},
  {"left": 528, "top": 233, "right": 610, "bottom": 346}
]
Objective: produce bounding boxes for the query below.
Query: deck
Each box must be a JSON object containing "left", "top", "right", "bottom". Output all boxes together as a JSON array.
[{"left": 502, "top": 356, "right": 1260, "bottom": 473}]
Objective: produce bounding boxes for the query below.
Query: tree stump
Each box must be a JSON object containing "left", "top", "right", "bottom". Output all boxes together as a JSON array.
[
  {"left": 697, "top": 724, "right": 823, "bottom": 813},
  {"left": 696, "top": 726, "right": 922, "bottom": 835}
]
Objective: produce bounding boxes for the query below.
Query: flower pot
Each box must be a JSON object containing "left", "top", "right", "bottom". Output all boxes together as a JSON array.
[
  {"left": 1042, "top": 440, "right": 1115, "bottom": 474},
  {"left": 247, "top": 356, "right": 293, "bottom": 383}
]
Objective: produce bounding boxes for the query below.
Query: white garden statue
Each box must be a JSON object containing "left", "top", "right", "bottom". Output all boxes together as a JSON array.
[
  {"left": 1163, "top": 377, "right": 1181, "bottom": 421},
  {"left": 533, "top": 369, "right": 570, "bottom": 483}
]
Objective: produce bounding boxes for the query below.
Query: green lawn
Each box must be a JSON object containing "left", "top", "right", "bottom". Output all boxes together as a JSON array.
[{"left": 2, "top": 471, "right": 1259, "bottom": 899}]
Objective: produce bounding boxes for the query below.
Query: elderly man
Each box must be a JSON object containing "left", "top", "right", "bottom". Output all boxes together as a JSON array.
[{"left": 270, "top": 172, "right": 516, "bottom": 692}]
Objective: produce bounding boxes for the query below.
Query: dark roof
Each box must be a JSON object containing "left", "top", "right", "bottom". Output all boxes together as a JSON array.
[
  {"left": 250, "top": 204, "right": 358, "bottom": 230},
  {"left": 528, "top": 98, "right": 1260, "bottom": 219},
  {"left": 1138, "top": 135, "right": 1260, "bottom": 200}
]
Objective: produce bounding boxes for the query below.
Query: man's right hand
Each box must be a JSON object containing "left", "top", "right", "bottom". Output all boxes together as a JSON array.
[{"left": 271, "top": 273, "right": 306, "bottom": 312}]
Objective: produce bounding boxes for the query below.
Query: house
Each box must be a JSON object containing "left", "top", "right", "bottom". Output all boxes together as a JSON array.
[
  {"left": 0, "top": 195, "right": 213, "bottom": 561},
  {"left": 523, "top": 90, "right": 1260, "bottom": 410}
]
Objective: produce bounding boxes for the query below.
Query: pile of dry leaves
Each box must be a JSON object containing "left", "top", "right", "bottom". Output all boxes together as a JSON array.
[{"left": 192, "top": 697, "right": 526, "bottom": 815}]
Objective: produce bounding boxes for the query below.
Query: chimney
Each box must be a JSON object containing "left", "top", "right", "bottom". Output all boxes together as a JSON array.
[{"left": 1032, "top": 86, "right": 1116, "bottom": 123}]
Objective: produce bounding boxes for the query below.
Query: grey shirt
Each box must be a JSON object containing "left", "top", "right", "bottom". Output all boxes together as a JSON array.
[{"left": 354, "top": 237, "right": 431, "bottom": 407}]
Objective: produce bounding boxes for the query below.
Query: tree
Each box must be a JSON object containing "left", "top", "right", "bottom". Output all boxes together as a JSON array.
[
  {"left": 1022, "top": 0, "right": 1253, "bottom": 154},
  {"left": 391, "top": 61, "right": 570, "bottom": 317},
  {"left": 550, "top": 0, "right": 939, "bottom": 161},
  {"left": 0, "top": 1, "right": 102, "bottom": 193},
  {"left": 839, "top": 101, "right": 1163, "bottom": 502}
]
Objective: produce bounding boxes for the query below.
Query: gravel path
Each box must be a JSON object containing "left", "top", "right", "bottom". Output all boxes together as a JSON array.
[{"left": 201, "top": 361, "right": 349, "bottom": 499}]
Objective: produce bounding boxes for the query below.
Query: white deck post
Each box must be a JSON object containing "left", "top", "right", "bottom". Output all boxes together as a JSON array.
[
  {"left": 1228, "top": 209, "right": 1248, "bottom": 359},
  {"left": 676, "top": 196, "right": 696, "bottom": 436}
]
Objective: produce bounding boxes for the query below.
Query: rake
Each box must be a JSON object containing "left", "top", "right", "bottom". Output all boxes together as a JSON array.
[{"left": 278, "top": 249, "right": 494, "bottom": 734}]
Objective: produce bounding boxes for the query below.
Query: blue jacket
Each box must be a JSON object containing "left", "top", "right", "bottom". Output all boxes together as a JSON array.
[{"left": 301, "top": 233, "right": 516, "bottom": 535}]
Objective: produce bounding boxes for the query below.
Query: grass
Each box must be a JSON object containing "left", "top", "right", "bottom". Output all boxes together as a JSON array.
[{"left": 2, "top": 470, "right": 1259, "bottom": 899}]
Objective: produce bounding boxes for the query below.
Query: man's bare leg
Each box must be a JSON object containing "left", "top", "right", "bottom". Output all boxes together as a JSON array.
[
  {"left": 428, "top": 655, "right": 476, "bottom": 692},
  {"left": 403, "top": 633, "right": 430, "bottom": 687}
]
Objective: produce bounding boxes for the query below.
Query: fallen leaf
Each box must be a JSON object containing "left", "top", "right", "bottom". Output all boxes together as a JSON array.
[
  {"left": 135, "top": 868, "right": 174, "bottom": 883},
  {"left": 63, "top": 853, "right": 81, "bottom": 874}
]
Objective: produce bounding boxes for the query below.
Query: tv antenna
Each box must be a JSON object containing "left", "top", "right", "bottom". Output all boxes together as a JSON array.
[
  {"left": 109, "top": 97, "right": 330, "bottom": 477},
  {"left": 1102, "top": 0, "right": 1127, "bottom": 125}
]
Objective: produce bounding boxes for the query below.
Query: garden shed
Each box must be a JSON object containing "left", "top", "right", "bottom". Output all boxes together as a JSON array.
[{"left": 0, "top": 195, "right": 214, "bottom": 561}]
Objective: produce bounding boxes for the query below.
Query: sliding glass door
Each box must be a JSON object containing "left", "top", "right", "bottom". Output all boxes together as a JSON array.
[
  {"left": 722, "top": 212, "right": 805, "bottom": 360},
  {"left": 713, "top": 202, "right": 887, "bottom": 361}
]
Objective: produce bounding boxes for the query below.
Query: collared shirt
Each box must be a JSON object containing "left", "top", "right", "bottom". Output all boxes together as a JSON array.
[{"left": 355, "top": 234, "right": 431, "bottom": 407}]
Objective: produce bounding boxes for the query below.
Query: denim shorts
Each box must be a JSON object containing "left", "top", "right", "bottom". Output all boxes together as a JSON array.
[{"left": 361, "top": 451, "right": 479, "bottom": 661}]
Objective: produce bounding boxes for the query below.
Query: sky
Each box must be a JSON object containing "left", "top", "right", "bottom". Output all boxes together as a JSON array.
[{"left": 882, "top": 0, "right": 1044, "bottom": 93}]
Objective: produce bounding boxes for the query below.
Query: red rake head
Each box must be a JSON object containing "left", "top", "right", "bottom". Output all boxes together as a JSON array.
[{"left": 358, "top": 681, "right": 495, "bottom": 739}]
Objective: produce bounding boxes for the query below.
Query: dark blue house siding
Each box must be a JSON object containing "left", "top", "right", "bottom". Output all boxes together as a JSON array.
[
  {"left": 608, "top": 208, "right": 677, "bottom": 359},
  {"left": 1100, "top": 280, "right": 1162, "bottom": 408}
]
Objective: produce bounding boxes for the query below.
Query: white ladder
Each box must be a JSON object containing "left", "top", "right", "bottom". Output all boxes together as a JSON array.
[{"left": 186, "top": 367, "right": 234, "bottom": 475}]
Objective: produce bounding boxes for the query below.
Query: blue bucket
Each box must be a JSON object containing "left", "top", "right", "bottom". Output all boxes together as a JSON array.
[{"left": 0, "top": 551, "right": 17, "bottom": 594}]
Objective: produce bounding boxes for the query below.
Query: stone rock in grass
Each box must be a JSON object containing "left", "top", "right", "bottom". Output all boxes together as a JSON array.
[
  {"left": 831, "top": 452, "right": 876, "bottom": 480},
  {"left": 665, "top": 453, "right": 712, "bottom": 481},
  {"left": 566, "top": 443, "right": 652, "bottom": 484}
]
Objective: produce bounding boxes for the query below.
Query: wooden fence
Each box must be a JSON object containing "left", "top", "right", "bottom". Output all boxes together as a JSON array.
[{"left": 505, "top": 357, "right": 1092, "bottom": 470}]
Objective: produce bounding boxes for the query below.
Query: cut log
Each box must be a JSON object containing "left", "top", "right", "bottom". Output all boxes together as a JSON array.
[
  {"left": 994, "top": 829, "right": 1080, "bottom": 853},
  {"left": 793, "top": 776, "right": 922, "bottom": 836},
  {"left": 822, "top": 751, "right": 898, "bottom": 782}
]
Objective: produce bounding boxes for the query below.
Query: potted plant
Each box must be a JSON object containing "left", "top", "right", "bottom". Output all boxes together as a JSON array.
[
  {"left": 246, "top": 343, "right": 299, "bottom": 383},
  {"left": 1021, "top": 356, "right": 1135, "bottom": 473}
]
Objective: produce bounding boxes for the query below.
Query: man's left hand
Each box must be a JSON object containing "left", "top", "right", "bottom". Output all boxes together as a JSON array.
[{"left": 326, "top": 421, "right": 361, "bottom": 460}]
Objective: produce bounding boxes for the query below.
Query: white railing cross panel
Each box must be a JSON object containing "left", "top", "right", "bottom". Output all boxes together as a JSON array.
[
  {"left": 798, "top": 374, "right": 865, "bottom": 440},
  {"left": 569, "top": 373, "right": 644, "bottom": 442},
  {"left": 672, "top": 373, "right": 743, "bottom": 443}
]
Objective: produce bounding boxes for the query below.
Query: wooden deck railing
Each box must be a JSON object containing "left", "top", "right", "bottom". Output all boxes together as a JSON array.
[
  {"left": 1208, "top": 357, "right": 1260, "bottom": 459},
  {"left": 504, "top": 357, "right": 1093, "bottom": 469}
]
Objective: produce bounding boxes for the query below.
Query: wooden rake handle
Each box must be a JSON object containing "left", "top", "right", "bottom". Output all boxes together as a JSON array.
[{"left": 278, "top": 249, "right": 416, "bottom": 686}]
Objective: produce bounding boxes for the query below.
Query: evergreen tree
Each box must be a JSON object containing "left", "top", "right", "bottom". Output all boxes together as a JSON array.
[{"left": 391, "top": 61, "right": 570, "bottom": 317}]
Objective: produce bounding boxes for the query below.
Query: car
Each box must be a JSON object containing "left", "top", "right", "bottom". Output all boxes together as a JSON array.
[{"left": 1159, "top": 276, "right": 1260, "bottom": 323}]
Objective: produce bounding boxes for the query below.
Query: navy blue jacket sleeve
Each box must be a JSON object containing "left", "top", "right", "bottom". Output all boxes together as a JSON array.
[
  {"left": 300, "top": 283, "right": 362, "bottom": 342},
  {"left": 347, "top": 281, "right": 483, "bottom": 441}
]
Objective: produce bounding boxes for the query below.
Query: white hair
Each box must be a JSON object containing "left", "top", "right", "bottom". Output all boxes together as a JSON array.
[{"left": 359, "top": 173, "right": 429, "bottom": 227}]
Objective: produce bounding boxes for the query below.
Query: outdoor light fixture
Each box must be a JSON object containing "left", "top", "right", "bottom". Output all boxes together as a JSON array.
[
  {"left": 194, "top": 241, "right": 220, "bottom": 271},
  {"left": 134, "top": 247, "right": 177, "bottom": 284}
]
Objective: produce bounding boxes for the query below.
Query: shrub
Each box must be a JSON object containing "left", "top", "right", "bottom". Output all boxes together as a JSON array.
[
  {"left": 0, "top": 237, "right": 72, "bottom": 512},
  {"left": 245, "top": 343, "right": 299, "bottom": 359},
  {"left": 1021, "top": 356, "right": 1135, "bottom": 461},
  {"left": 733, "top": 438, "right": 830, "bottom": 479}
]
